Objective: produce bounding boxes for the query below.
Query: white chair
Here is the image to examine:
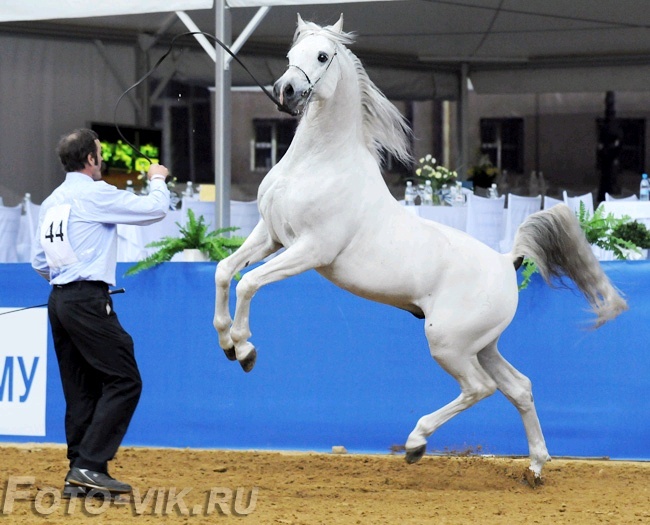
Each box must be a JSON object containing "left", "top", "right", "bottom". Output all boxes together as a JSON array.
[
  {"left": 230, "top": 200, "right": 260, "bottom": 237},
  {"left": 0, "top": 205, "right": 23, "bottom": 262},
  {"left": 500, "top": 194, "right": 542, "bottom": 253},
  {"left": 181, "top": 200, "right": 216, "bottom": 229},
  {"left": 542, "top": 195, "right": 563, "bottom": 210},
  {"left": 16, "top": 201, "right": 40, "bottom": 262},
  {"left": 465, "top": 194, "right": 506, "bottom": 251},
  {"left": 563, "top": 190, "right": 594, "bottom": 216},
  {"left": 605, "top": 192, "right": 638, "bottom": 202}
]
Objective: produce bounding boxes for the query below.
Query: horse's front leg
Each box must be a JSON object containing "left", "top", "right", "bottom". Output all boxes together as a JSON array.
[
  {"left": 229, "top": 242, "right": 327, "bottom": 372},
  {"left": 214, "top": 222, "right": 279, "bottom": 361}
]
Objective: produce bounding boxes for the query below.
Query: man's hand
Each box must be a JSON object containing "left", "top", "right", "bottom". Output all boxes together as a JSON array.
[{"left": 147, "top": 164, "right": 169, "bottom": 181}]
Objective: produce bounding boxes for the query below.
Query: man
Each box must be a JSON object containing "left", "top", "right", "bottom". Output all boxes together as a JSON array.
[{"left": 32, "top": 128, "right": 170, "bottom": 497}]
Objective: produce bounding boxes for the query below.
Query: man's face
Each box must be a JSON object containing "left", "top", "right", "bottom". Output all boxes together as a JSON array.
[{"left": 90, "top": 139, "right": 103, "bottom": 181}]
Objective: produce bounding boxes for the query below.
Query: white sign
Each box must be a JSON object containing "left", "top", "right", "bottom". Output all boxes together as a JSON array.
[{"left": 0, "top": 308, "right": 48, "bottom": 436}]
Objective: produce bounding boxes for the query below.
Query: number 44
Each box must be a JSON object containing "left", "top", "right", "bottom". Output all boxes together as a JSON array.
[{"left": 44, "top": 220, "right": 64, "bottom": 243}]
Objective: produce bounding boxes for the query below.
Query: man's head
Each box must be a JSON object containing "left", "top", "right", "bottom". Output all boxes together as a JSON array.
[{"left": 57, "top": 128, "right": 103, "bottom": 180}]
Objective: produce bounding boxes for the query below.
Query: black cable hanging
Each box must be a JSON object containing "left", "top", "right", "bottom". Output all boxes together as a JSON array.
[{"left": 113, "top": 31, "right": 289, "bottom": 162}]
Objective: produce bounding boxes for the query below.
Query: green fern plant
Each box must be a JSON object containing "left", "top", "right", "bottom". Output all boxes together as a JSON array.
[
  {"left": 518, "top": 201, "right": 641, "bottom": 290},
  {"left": 125, "top": 208, "right": 246, "bottom": 276}
]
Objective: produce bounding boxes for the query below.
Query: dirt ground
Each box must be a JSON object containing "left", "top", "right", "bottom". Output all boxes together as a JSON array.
[{"left": 1, "top": 444, "right": 648, "bottom": 524}]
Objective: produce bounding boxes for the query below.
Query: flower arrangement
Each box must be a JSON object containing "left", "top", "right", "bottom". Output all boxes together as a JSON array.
[
  {"left": 468, "top": 155, "right": 499, "bottom": 188},
  {"left": 414, "top": 154, "right": 458, "bottom": 190}
]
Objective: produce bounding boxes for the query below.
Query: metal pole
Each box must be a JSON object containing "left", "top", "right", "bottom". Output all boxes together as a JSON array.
[
  {"left": 456, "top": 62, "right": 469, "bottom": 179},
  {"left": 214, "top": 0, "right": 231, "bottom": 229}
]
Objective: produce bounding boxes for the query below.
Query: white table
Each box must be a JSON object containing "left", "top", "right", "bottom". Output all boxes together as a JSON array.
[
  {"left": 599, "top": 201, "right": 650, "bottom": 227},
  {"left": 414, "top": 205, "right": 468, "bottom": 231},
  {"left": 117, "top": 200, "right": 260, "bottom": 262}
]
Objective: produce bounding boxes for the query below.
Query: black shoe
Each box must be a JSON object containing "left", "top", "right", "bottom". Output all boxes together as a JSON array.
[
  {"left": 66, "top": 467, "right": 132, "bottom": 494},
  {"left": 62, "top": 481, "right": 87, "bottom": 499}
]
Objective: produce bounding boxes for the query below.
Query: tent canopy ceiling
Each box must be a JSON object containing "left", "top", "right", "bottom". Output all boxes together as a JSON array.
[{"left": 1, "top": 1, "right": 650, "bottom": 96}]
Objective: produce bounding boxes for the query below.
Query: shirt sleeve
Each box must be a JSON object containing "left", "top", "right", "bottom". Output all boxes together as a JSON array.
[
  {"left": 83, "top": 179, "right": 171, "bottom": 226},
  {"left": 31, "top": 206, "right": 50, "bottom": 281}
]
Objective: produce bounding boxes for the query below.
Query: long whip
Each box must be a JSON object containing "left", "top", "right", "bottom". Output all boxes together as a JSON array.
[
  {"left": 0, "top": 288, "right": 126, "bottom": 317},
  {"left": 114, "top": 31, "right": 291, "bottom": 161}
]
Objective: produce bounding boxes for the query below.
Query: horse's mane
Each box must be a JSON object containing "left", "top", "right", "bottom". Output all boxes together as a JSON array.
[{"left": 293, "top": 22, "right": 413, "bottom": 166}]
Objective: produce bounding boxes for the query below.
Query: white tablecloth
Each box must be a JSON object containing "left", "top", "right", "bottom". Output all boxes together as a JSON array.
[
  {"left": 117, "top": 200, "right": 261, "bottom": 262},
  {"left": 405, "top": 204, "right": 468, "bottom": 231},
  {"left": 599, "top": 200, "right": 650, "bottom": 227},
  {"left": 7, "top": 199, "right": 641, "bottom": 264}
]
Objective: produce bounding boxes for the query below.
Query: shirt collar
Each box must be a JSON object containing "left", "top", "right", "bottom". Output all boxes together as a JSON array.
[{"left": 65, "top": 172, "right": 94, "bottom": 183}]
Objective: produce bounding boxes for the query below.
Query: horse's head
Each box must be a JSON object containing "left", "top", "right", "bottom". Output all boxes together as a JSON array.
[{"left": 273, "top": 14, "right": 349, "bottom": 116}]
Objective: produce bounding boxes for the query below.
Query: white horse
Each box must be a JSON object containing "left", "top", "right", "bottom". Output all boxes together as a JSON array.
[{"left": 214, "top": 15, "right": 627, "bottom": 482}]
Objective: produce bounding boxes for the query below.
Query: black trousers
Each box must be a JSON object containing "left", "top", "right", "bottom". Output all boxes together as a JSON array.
[{"left": 48, "top": 281, "right": 141, "bottom": 474}]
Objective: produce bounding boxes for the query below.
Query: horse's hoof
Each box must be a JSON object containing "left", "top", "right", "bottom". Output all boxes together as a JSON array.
[
  {"left": 223, "top": 346, "right": 237, "bottom": 361},
  {"left": 405, "top": 445, "right": 427, "bottom": 464},
  {"left": 239, "top": 348, "right": 257, "bottom": 373},
  {"left": 523, "top": 468, "right": 544, "bottom": 488}
]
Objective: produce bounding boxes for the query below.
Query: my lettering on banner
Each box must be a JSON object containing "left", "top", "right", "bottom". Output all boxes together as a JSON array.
[{"left": 0, "top": 308, "right": 48, "bottom": 436}]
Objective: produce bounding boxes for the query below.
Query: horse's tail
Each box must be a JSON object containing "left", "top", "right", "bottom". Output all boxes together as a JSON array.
[{"left": 511, "top": 204, "right": 628, "bottom": 327}]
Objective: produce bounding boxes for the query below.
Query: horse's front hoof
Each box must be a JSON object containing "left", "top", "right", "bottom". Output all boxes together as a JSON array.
[
  {"left": 405, "top": 445, "right": 427, "bottom": 464},
  {"left": 223, "top": 346, "right": 237, "bottom": 361},
  {"left": 523, "top": 468, "right": 544, "bottom": 488},
  {"left": 239, "top": 348, "right": 257, "bottom": 373}
]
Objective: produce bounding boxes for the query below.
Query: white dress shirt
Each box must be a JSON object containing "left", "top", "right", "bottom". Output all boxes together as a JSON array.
[{"left": 32, "top": 172, "right": 170, "bottom": 286}]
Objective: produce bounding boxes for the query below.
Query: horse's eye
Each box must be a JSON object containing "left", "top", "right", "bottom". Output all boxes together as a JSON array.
[{"left": 318, "top": 52, "right": 329, "bottom": 63}]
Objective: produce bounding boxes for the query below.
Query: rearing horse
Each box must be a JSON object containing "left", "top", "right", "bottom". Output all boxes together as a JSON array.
[{"left": 214, "top": 15, "right": 627, "bottom": 482}]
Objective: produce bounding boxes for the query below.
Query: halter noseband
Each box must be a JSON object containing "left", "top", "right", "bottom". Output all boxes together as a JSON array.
[{"left": 288, "top": 50, "right": 338, "bottom": 101}]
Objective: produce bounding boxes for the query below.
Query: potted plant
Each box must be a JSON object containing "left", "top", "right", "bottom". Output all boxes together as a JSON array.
[
  {"left": 468, "top": 154, "right": 499, "bottom": 189},
  {"left": 611, "top": 220, "right": 650, "bottom": 259},
  {"left": 125, "top": 208, "right": 246, "bottom": 276}
]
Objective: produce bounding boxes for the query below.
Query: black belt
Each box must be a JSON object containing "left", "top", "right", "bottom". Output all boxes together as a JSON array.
[{"left": 54, "top": 281, "right": 108, "bottom": 290}]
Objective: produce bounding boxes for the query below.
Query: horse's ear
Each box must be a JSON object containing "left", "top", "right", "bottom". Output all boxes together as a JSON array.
[
  {"left": 331, "top": 14, "right": 344, "bottom": 33},
  {"left": 297, "top": 13, "right": 306, "bottom": 30}
]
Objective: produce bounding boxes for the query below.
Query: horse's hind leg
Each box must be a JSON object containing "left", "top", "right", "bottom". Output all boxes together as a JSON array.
[
  {"left": 214, "top": 223, "right": 279, "bottom": 361},
  {"left": 477, "top": 342, "right": 550, "bottom": 482},
  {"left": 405, "top": 342, "right": 498, "bottom": 464}
]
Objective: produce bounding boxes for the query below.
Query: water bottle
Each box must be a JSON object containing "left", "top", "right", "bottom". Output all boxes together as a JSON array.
[
  {"left": 538, "top": 171, "right": 547, "bottom": 195},
  {"left": 184, "top": 181, "right": 195, "bottom": 201},
  {"left": 640, "top": 173, "right": 650, "bottom": 201},
  {"left": 487, "top": 183, "right": 499, "bottom": 199},
  {"left": 126, "top": 180, "right": 135, "bottom": 193},
  {"left": 422, "top": 180, "right": 434, "bottom": 206},
  {"left": 529, "top": 170, "right": 539, "bottom": 195},
  {"left": 21, "top": 192, "right": 31, "bottom": 214},
  {"left": 452, "top": 181, "right": 466, "bottom": 206},
  {"left": 404, "top": 180, "right": 417, "bottom": 206},
  {"left": 440, "top": 184, "right": 450, "bottom": 205}
]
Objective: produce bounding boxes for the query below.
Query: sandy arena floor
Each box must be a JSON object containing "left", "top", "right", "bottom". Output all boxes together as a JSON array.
[{"left": 1, "top": 444, "right": 648, "bottom": 524}]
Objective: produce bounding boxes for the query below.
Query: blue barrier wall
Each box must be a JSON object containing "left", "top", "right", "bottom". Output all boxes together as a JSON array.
[{"left": 1, "top": 261, "right": 649, "bottom": 459}]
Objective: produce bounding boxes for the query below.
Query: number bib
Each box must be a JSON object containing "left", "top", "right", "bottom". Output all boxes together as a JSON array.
[{"left": 40, "top": 204, "right": 79, "bottom": 269}]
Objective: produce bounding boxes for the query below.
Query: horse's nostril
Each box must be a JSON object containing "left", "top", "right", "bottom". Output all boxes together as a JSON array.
[{"left": 284, "top": 85, "right": 295, "bottom": 99}]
